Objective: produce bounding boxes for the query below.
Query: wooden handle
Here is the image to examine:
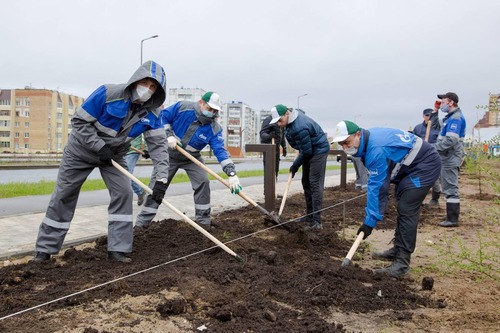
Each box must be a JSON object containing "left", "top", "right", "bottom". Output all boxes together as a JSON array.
[
  {"left": 278, "top": 173, "right": 293, "bottom": 216},
  {"left": 424, "top": 120, "right": 432, "bottom": 142},
  {"left": 345, "top": 232, "right": 364, "bottom": 261},
  {"left": 130, "top": 146, "right": 144, "bottom": 155}
]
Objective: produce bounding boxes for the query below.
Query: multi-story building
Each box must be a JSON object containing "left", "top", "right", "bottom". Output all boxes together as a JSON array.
[
  {"left": 167, "top": 87, "right": 205, "bottom": 106},
  {"left": 223, "top": 101, "right": 258, "bottom": 156},
  {"left": 0, "top": 88, "right": 84, "bottom": 153}
]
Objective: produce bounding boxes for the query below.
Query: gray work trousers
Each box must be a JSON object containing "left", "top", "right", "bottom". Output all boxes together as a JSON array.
[
  {"left": 441, "top": 166, "right": 460, "bottom": 203},
  {"left": 302, "top": 152, "right": 329, "bottom": 224},
  {"left": 35, "top": 150, "right": 133, "bottom": 254},
  {"left": 136, "top": 157, "right": 211, "bottom": 226},
  {"left": 351, "top": 156, "right": 368, "bottom": 189}
]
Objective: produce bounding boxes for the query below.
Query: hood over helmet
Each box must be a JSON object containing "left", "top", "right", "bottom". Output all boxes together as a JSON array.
[{"left": 126, "top": 60, "right": 167, "bottom": 110}]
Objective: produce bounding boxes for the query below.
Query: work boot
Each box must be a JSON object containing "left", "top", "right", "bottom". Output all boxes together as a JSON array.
[
  {"left": 108, "top": 251, "right": 132, "bottom": 263},
  {"left": 33, "top": 251, "right": 51, "bottom": 262},
  {"left": 137, "top": 192, "right": 146, "bottom": 206},
  {"left": 304, "top": 222, "right": 323, "bottom": 231},
  {"left": 374, "top": 249, "right": 411, "bottom": 278},
  {"left": 427, "top": 191, "right": 440, "bottom": 206},
  {"left": 372, "top": 247, "right": 397, "bottom": 261},
  {"left": 438, "top": 202, "right": 460, "bottom": 228}
]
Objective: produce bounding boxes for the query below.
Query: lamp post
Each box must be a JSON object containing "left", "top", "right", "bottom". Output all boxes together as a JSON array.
[
  {"left": 297, "top": 93, "right": 308, "bottom": 109},
  {"left": 140, "top": 35, "right": 159, "bottom": 65}
]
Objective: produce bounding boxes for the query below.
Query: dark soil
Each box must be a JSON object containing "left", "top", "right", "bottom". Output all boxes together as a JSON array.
[{"left": 0, "top": 184, "right": 441, "bottom": 333}]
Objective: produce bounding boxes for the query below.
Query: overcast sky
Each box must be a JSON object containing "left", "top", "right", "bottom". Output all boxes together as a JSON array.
[{"left": 2, "top": 0, "right": 499, "bottom": 135}]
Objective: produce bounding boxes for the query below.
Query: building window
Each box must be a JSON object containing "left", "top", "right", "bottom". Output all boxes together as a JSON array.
[
  {"left": 24, "top": 122, "right": 29, "bottom": 128},
  {"left": 15, "top": 132, "right": 20, "bottom": 138},
  {"left": 24, "top": 132, "right": 30, "bottom": 138},
  {"left": 1, "top": 120, "right": 10, "bottom": 126},
  {"left": 0, "top": 99, "right": 10, "bottom": 106},
  {"left": 24, "top": 143, "right": 29, "bottom": 148},
  {"left": 0, "top": 131, "right": 9, "bottom": 137},
  {"left": 0, "top": 110, "right": 10, "bottom": 116},
  {"left": 15, "top": 121, "right": 20, "bottom": 127},
  {"left": 1, "top": 142, "right": 10, "bottom": 148}
]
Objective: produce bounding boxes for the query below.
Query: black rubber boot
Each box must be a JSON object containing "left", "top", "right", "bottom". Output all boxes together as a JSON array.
[
  {"left": 372, "top": 247, "right": 397, "bottom": 261},
  {"left": 438, "top": 202, "right": 459, "bottom": 227},
  {"left": 108, "top": 251, "right": 132, "bottom": 263},
  {"left": 374, "top": 249, "right": 411, "bottom": 277},
  {"left": 33, "top": 251, "right": 51, "bottom": 262},
  {"left": 427, "top": 191, "right": 440, "bottom": 206}
]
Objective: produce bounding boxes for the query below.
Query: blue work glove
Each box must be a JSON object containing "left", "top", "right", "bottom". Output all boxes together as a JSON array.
[
  {"left": 97, "top": 145, "right": 114, "bottom": 166},
  {"left": 289, "top": 165, "right": 299, "bottom": 178},
  {"left": 143, "top": 150, "right": 150, "bottom": 159},
  {"left": 152, "top": 182, "right": 168, "bottom": 204},
  {"left": 357, "top": 224, "right": 373, "bottom": 240}
]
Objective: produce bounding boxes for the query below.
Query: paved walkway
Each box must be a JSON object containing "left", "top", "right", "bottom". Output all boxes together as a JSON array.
[{"left": 0, "top": 172, "right": 355, "bottom": 259}]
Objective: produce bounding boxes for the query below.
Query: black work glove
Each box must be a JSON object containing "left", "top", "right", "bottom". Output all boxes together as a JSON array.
[
  {"left": 152, "top": 182, "right": 168, "bottom": 204},
  {"left": 143, "top": 150, "right": 150, "bottom": 159},
  {"left": 282, "top": 148, "right": 287, "bottom": 157},
  {"left": 270, "top": 132, "right": 275, "bottom": 140},
  {"left": 97, "top": 145, "right": 114, "bottom": 166},
  {"left": 289, "top": 165, "right": 299, "bottom": 178},
  {"left": 357, "top": 224, "right": 373, "bottom": 240}
]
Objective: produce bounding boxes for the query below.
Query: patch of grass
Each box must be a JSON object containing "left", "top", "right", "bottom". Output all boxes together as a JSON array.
[{"left": 0, "top": 165, "right": 345, "bottom": 199}]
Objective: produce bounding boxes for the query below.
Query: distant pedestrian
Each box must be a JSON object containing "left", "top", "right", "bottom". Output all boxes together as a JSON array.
[
  {"left": 260, "top": 114, "right": 287, "bottom": 179},
  {"left": 331, "top": 120, "right": 441, "bottom": 277},
  {"left": 125, "top": 135, "right": 148, "bottom": 206},
  {"left": 135, "top": 92, "right": 241, "bottom": 228},
  {"left": 34, "top": 61, "right": 169, "bottom": 263},
  {"left": 434, "top": 92, "right": 466, "bottom": 227},
  {"left": 270, "top": 104, "right": 330, "bottom": 230}
]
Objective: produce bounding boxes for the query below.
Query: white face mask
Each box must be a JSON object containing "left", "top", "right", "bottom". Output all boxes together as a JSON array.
[
  {"left": 344, "top": 146, "right": 358, "bottom": 155},
  {"left": 134, "top": 85, "right": 154, "bottom": 103}
]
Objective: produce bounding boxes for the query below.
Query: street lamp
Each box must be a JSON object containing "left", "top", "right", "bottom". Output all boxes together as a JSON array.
[
  {"left": 297, "top": 93, "right": 308, "bottom": 109},
  {"left": 140, "top": 35, "right": 159, "bottom": 65}
]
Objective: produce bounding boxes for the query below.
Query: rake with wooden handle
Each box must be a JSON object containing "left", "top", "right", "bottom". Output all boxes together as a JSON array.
[{"left": 111, "top": 160, "right": 243, "bottom": 262}]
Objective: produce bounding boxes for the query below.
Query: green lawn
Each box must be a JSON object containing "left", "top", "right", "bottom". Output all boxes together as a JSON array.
[{"left": 0, "top": 165, "right": 347, "bottom": 199}]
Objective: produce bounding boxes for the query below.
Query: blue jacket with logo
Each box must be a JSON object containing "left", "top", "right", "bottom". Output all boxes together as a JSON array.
[
  {"left": 353, "top": 128, "right": 441, "bottom": 228},
  {"left": 160, "top": 101, "right": 235, "bottom": 174},
  {"left": 434, "top": 108, "right": 466, "bottom": 168},
  {"left": 70, "top": 60, "right": 169, "bottom": 179}
]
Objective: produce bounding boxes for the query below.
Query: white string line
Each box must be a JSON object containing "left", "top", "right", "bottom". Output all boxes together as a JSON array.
[{"left": 0, "top": 192, "right": 366, "bottom": 321}]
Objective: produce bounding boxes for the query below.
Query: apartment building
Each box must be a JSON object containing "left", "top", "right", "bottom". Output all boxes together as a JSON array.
[
  {"left": 168, "top": 87, "right": 205, "bottom": 106},
  {"left": 223, "top": 101, "right": 258, "bottom": 156},
  {"left": 0, "top": 88, "right": 84, "bottom": 153}
]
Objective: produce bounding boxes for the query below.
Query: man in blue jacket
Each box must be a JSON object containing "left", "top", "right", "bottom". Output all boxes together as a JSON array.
[
  {"left": 332, "top": 120, "right": 441, "bottom": 277},
  {"left": 270, "top": 104, "right": 330, "bottom": 230},
  {"left": 135, "top": 92, "right": 241, "bottom": 228},
  {"left": 34, "top": 61, "right": 170, "bottom": 263},
  {"left": 434, "top": 92, "right": 466, "bottom": 227}
]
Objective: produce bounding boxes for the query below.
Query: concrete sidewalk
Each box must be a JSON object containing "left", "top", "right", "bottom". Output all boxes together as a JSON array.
[{"left": 0, "top": 173, "right": 355, "bottom": 259}]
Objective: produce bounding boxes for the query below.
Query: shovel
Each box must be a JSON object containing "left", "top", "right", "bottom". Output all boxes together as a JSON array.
[
  {"left": 111, "top": 160, "right": 243, "bottom": 262},
  {"left": 278, "top": 173, "right": 293, "bottom": 216},
  {"left": 341, "top": 232, "right": 364, "bottom": 267},
  {"left": 175, "top": 145, "right": 287, "bottom": 229}
]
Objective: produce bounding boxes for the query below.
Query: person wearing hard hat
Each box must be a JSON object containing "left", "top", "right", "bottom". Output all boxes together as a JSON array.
[
  {"left": 34, "top": 60, "right": 169, "bottom": 263},
  {"left": 135, "top": 92, "right": 241, "bottom": 229},
  {"left": 331, "top": 120, "right": 441, "bottom": 277},
  {"left": 270, "top": 104, "right": 330, "bottom": 230}
]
